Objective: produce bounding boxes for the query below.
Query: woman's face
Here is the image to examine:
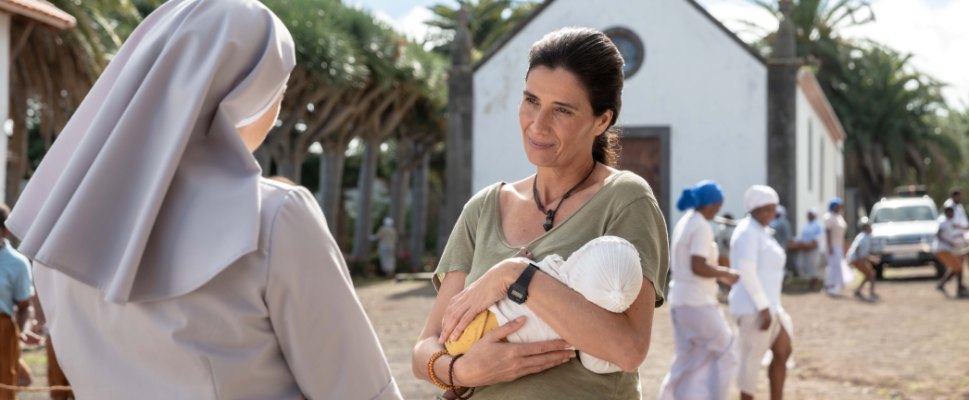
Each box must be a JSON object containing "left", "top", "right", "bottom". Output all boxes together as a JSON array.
[
  {"left": 238, "top": 94, "right": 284, "bottom": 152},
  {"left": 697, "top": 201, "right": 723, "bottom": 220},
  {"left": 518, "top": 66, "right": 612, "bottom": 168},
  {"left": 751, "top": 203, "right": 778, "bottom": 226}
]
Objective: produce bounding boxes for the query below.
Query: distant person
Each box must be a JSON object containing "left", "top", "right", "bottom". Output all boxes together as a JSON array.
[
  {"left": 770, "top": 205, "right": 792, "bottom": 249},
  {"left": 715, "top": 213, "right": 738, "bottom": 303},
  {"left": 371, "top": 217, "right": 399, "bottom": 276},
  {"left": 7, "top": 1, "right": 400, "bottom": 398},
  {"left": 846, "top": 218, "right": 878, "bottom": 301},
  {"left": 791, "top": 209, "right": 823, "bottom": 291},
  {"left": 824, "top": 198, "right": 848, "bottom": 296},
  {"left": 659, "top": 180, "right": 739, "bottom": 400},
  {"left": 0, "top": 203, "right": 33, "bottom": 400},
  {"left": 716, "top": 213, "right": 737, "bottom": 267},
  {"left": 935, "top": 206, "right": 969, "bottom": 298},
  {"left": 729, "top": 186, "right": 792, "bottom": 400},
  {"left": 941, "top": 188, "right": 968, "bottom": 230},
  {"left": 770, "top": 205, "right": 795, "bottom": 277}
]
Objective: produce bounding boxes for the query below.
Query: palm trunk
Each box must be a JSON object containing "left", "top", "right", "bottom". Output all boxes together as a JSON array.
[
  {"left": 351, "top": 139, "right": 380, "bottom": 263},
  {"left": 319, "top": 136, "right": 350, "bottom": 233},
  {"left": 409, "top": 151, "right": 430, "bottom": 271},
  {"left": 390, "top": 139, "right": 413, "bottom": 254}
]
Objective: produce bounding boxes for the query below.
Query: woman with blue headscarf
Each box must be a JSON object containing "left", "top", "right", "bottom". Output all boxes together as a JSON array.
[{"left": 659, "top": 180, "right": 740, "bottom": 400}]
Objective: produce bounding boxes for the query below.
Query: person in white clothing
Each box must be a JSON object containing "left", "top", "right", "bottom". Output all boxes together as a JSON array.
[
  {"left": 935, "top": 206, "right": 969, "bottom": 297},
  {"left": 6, "top": 1, "right": 401, "bottom": 398},
  {"left": 371, "top": 217, "right": 399, "bottom": 276},
  {"left": 846, "top": 218, "right": 878, "bottom": 301},
  {"left": 940, "top": 189, "right": 969, "bottom": 230},
  {"left": 823, "top": 198, "right": 848, "bottom": 296},
  {"left": 729, "top": 185, "right": 793, "bottom": 400},
  {"left": 658, "top": 180, "right": 740, "bottom": 400},
  {"left": 716, "top": 214, "right": 737, "bottom": 268},
  {"left": 790, "top": 209, "right": 822, "bottom": 291}
]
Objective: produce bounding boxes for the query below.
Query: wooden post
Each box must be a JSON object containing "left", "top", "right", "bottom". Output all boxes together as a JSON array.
[{"left": 0, "top": 13, "right": 10, "bottom": 202}]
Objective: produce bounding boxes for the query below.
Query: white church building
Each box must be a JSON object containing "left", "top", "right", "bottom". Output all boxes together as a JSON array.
[{"left": 471, "top": 0, "right": 844, "bottom": 233}]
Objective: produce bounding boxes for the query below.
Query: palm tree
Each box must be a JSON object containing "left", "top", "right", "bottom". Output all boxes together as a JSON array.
[
  {"left": 425, "top": 0, "right": 541, "bottom": 59},
  {"left": 746, "top": 1, "right": 961, "bottom": 208},
  {"left": 744, "top": 0, "right": 875, "bottom": 97},
  {"left": 833, "top": 44, "right": 957, "bottom": 207},
  {"left": 9, "top": 0, "right": 144, "bottom": 204}
]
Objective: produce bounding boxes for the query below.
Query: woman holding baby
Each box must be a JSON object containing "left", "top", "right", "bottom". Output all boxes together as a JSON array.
[{"left": 411, "top": 27, "right": 669, "bottom": 399}]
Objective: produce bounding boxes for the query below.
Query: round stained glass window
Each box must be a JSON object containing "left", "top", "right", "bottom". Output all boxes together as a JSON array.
[{"left": 604, "top": 27, "right": 645, "bottom": 79}]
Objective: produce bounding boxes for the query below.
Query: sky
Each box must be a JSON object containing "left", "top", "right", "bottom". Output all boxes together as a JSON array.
[{"left": 349, "top": 0, "right": 969, "bottom": 108}]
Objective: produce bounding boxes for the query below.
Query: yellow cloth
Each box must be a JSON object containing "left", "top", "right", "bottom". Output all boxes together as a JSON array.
[{"left": 445, "top": 310, "right": 500, "bottom": 355}]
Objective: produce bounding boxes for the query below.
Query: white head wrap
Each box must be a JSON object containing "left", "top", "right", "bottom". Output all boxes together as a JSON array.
[
  {"left": 744, "top": 185, "right": 780, "bottom": 212},
  {"left": 8, "top": 0, "right": 296, "bottom": 303}
]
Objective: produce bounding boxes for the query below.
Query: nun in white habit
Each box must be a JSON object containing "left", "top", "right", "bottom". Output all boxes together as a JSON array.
[
  {"left": 7, "top": 1, "right": 401, "bottom": 399},
  {"left": 729, "top": 186, "right": 793, "bottom": 400},
  {"left": 658, "top": 180, "right": 740, "bottom": 400}
]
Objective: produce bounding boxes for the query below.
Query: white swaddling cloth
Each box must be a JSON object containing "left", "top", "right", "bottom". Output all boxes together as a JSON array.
[{"left": 489, "top": 236, "right": 643, "bottom": 374}]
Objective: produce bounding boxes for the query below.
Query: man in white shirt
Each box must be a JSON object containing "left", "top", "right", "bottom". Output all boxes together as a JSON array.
[
  {"left": 791, "top": 209, "right": 823, "bottom": 290},
  {"left": 824, "top": 199, "right": 848, "bottom": 296},
  {"left": 942, "top": 189, "right": 968, "bottom": 231}
]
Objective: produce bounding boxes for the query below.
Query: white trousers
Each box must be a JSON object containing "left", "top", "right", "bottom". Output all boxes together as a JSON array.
[
  {"left": 825, "top": 245, "right": 844, "bottom": 293},
  {"left": 658, "top": 305, "right": 738, "bottom": 400}
]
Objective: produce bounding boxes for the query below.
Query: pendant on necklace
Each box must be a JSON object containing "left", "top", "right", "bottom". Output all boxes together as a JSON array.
[{"left": 543, "top": 210, "right": 555, "bottom": 232}]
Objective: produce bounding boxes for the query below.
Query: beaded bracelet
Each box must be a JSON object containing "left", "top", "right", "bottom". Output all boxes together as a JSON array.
[
  {"left": 427, "top": 350, "right": 454, "bottom": 391},
  {"left": 449, "top": 354, "right": 475, "bottom": 399}
]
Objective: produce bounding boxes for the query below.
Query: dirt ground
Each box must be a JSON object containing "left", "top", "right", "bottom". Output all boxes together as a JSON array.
[
  {"left": 15, "top": 267, "right": 968, "bottom": 399},
  {"left": 358, "top": 267, "right": 969, "bottom": 400}
]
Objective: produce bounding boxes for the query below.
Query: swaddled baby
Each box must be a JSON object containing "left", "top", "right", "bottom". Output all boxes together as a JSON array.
[{"left": 445, "top": 236, "right": 643, "bottom": 374}]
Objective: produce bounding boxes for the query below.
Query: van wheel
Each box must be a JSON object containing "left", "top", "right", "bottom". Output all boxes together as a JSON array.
[{"left": 874, "top": 263, "right": 885, "bottom": 280}]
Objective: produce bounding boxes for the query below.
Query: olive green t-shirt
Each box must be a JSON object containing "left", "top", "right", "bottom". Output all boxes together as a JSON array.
[{"left": 434, "top": 171, "right": 670, "bottom": 400}]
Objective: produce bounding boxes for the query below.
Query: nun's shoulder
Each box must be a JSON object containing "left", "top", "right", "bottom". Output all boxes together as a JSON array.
[
  {"left": 258, "top": 178, "right": 324, "bottom": 229},
  {"left": 606, "top": 171, "right": 657, "bottom": 202}
]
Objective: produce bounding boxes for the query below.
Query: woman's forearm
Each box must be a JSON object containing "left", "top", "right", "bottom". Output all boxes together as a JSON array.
[
  {"left": 525, "top": 271, "right": 655, "bottom": 372},
  {"left": 413, "top": 272, "right": 466, "bottom": 383},
  {"left": 690, "top": 255, "right": 730, "bottom": 278},
  {"left": 412, "top": 336, "right": 454, "bottom": 384}
]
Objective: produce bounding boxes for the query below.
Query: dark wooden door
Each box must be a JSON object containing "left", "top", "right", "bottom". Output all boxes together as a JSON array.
[{"left": 619, "top": 136, "right": 667, "bottom": 218}]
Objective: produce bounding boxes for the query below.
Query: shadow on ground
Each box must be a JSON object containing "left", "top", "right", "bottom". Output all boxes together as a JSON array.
[{"left": 387, "top": 281, "right": 437, "bottom": 300}]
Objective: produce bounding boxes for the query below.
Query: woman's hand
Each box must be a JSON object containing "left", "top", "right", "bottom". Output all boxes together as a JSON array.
[
  {"left": 439, "top": 258, "right": 528, "bottom": 343},
  {"left": 452, "top": 317, "right": 575, "bottom": 387},
  {"left": 718, "top": 269, "right": 740, "bottom": 286},
  {"left": 759, "top": 308, "right": 772, "bottom": 331}
]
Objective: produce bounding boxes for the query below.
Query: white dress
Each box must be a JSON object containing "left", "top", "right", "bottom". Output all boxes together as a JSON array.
[
  {"left": 728, "top": 218, "right": 793, "bottom": 395},
  {"left": 823, "top": 212, "right": 848, "bottom": 293},
  {"left": 658, "top": 211, "right": 737, "bottom": 400},
  {"left": 34, "top": 180, "right": 401, "bottom": 400}
]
